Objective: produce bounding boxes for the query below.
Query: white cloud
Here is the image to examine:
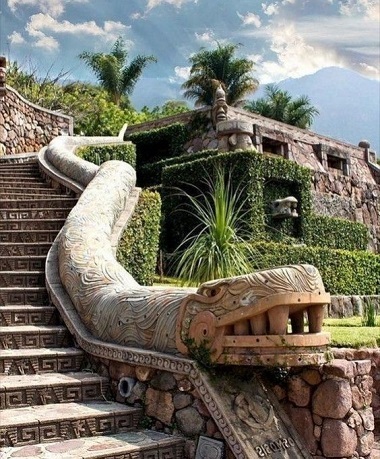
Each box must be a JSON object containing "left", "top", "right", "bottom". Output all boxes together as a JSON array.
[
  {"left": 7, "top": 0, "right": 88, "bottom": 18},
  {"left": 237, "top": 11, "right": 262, "bottom": 27},
  {"left": 7, "top": 31, "right": 26, "bottom": 45},
  {"left": 24, "top": 13, "right": 131, "bottom": 52},
  {"left": 262, "top": 2, "right": 279, "bottom": 15},
  {"left": 146, "top": 0, "right": 196, "bottom": 11},
  {"left": 359, "top": 62, "right": 380, "bottom": 79},
  {"left": 195, "top": 29, "right": 216, "bottom": 43},
  {"left": 174, "top": 66, "right": 190, "bottom": 80},
  {"left": 256, "top": 24, "right": 346, "bottom": 83},
  {"left": 339, "top": 0, "right": 379, "bottom": 21}
]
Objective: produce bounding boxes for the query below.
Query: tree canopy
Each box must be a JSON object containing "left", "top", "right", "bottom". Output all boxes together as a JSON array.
[
  {"left": 245, "top": 84, "right": 319, "bottom": 129},
  {"left": 182, "top": 42, "right": 258, "bottom": 107},
  {"left": 79, "top": 37, "right": 157, "bottom": 107}
]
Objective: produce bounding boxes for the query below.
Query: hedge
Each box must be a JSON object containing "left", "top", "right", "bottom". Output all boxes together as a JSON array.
[
  {"left": 117, "top": 190, "right": 161, "bottom": 286},
  {"left": 76, "top": 143, "right": 136, "bottom": 168},
  {"left": 138, "top": 148, "right": 219, "bottom": 187},
  {"left": 304, "top": 215, "right": 369, "bottom": 251},
  {"left": 127, "top": 123, "right": 190, "bottom": 169},
  {"left": 249, "top": 241, "right": 380, "bottom": 295},
  {"left": 161, "top": 149, "right": 312, "bottom": 251}
]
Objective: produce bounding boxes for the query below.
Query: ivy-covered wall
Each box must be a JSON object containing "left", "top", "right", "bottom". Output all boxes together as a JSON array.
[
  {"left": 161, "top": 149, "right": 312, "bottom": 251},
  {"left": 127, "top": 123, "right": 190, "bottom": 185}
]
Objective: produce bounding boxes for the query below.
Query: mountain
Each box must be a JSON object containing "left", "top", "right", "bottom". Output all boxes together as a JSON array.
[{"left": 250, "top": 67, "right": 380, "bottom": 155}]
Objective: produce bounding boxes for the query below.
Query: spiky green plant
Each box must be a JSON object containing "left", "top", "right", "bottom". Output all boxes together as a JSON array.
[
  {"left": 172, "top": 166, "right": 254, "bottom": 286},
  {"left": 361, "top": 300, "right": 379, "bottom": 327}
]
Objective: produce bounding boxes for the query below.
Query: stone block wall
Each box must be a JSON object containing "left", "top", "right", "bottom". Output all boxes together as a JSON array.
[
  {"left": 90, "top": 356, "right": 376, "bottom": 459},
  {"left": 272, "top": 359, "right": 375, "bottom": 458},
  {"left": 0, "top": 85, "right": 73, "bottom": 155}
]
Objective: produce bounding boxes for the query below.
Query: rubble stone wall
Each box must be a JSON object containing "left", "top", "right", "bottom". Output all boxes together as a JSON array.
[
  {"left": 0, "top": 85, "right": 73, "bottom": 155},
  {"left": 275, "top": 359, "right": 376, "bottom": 458},
  {"left": 91, "top": 357, "right": 377, "bottom": 459}
]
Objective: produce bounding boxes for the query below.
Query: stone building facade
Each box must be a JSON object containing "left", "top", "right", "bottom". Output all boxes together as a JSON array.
[{"left": 125, "top": 106, "right": 380, "bottom": 253}]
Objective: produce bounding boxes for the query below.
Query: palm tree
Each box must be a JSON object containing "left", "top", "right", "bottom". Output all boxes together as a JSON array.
[
  {"left": 79, "top": 37, "right": 157, "bottom": 107},
  {"left": 182, "top": 43, "right": 258, "bottom": 107},
  {"left": 245, "top": 84, "right": 319, "bottom": 129}
]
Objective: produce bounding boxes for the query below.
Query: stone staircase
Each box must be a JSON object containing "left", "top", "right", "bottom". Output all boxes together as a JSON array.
[{"left": 0, "top": 160, "right": 185, "bottom": 458}]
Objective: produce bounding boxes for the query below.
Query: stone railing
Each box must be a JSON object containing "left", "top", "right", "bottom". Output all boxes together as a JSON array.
[{"left": 0, "top": 85, "right": 73, "bottom": 155}]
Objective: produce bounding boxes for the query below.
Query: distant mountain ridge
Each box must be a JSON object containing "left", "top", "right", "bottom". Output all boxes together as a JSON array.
[{"left": 251, "top": 67, "right": 379, "bottom": 155}]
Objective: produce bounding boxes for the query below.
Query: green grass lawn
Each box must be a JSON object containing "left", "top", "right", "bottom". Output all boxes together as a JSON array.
[{"left": 323, "top": 317, "right": 380, "bottom": 348}]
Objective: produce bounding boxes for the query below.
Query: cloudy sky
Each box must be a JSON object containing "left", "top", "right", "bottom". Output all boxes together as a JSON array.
[{"left": 0, "top": 0, "right": 379, "bottom": 108}]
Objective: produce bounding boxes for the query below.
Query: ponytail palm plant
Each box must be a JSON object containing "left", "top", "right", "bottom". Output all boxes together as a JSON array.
[{"left": 172, "top": 166, "right": 253, "bottom": 286}]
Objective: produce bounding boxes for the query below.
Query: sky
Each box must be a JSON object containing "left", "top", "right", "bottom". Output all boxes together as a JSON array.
[{"left": 0, "top": 0, "right": 379, "bottom": 109}]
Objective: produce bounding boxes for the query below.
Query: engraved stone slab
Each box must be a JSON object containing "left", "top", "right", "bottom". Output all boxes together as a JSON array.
[
  {"left": 196, "top": 436, "right": 224, "bottom": 459},
  {"left": 202, "top": 370, "right": 312, "bottom": 459}
]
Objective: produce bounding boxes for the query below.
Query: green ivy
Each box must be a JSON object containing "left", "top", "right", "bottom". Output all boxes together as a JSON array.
[
  {"left": 139, "top": 148, "right": 219, "bottom": 187},
  {"left": 161, "top": 149, "right": 312, "bottom": 251},
  {"left": 304, "top": 215, "right": 369, "bottom": 251},
  {"left": 76, "top": 143, "right": 136, "bottom": 168},
  {"left": 249, "top": 241, "right": 380, "bottom": 295},
  {"left": 117, "top": 190, "right": 161, "bottom": 286},
  {"left": 127, "top": 123, "right": 191, "bottom": 169}
]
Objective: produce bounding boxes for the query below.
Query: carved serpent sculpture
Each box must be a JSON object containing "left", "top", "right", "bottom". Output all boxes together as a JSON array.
[{"left": 53, "top": 137, "right": 330, "bottom": 366}]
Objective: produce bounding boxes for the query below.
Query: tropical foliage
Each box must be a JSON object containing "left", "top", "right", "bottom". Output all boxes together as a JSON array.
[
  {"left": 172, "top": 166, "right": 253, "bottom": 285},
  {"left": 245, "top": 84, "right": 319, "bottom": 128},
  {"left": 79, "top": 37, "right": 156, "bottom": 107},
  {"left": 182, "top": 42, "right": 258, "bottom": 106}
]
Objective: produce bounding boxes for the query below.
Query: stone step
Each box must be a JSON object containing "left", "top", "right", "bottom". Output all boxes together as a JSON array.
[
  {"left": 0, "top": 207, "right": 71, "bottom": 220},
  {"left": 0, "top": 170, "right": 42, "bottom": 178},
  {"left": 0, "top": 255, "right": 46, "bottom": 271},
  {"left": 0, "top": 270, "right": 45, "bottom": 287},
  {"left": 0, "top": 189, "right": 64, "bottom": 198},
  {"left": 0, "top": 177, "right": 48, "bottom": 185},
  {"left": 0, "top": 286, "right": 49, "bottom": 306},
  {"left": 0, "top": 219, "right": 65, "bottom": 231},
  {"left": 0, "top": 305, "right": 58, "bottom": 326},
  {"left": 0, "top": 242, "right": 52, "bottom": 257},
  {"left": 0, "top": 401, "right": 142, "bottom": 447},
  {"left": 0, "top": 347, "right": 84, "bottom": 375},
  {"left": 0, "top": 230, "right": 59, "bottom": 243},
  {"left": 0, "top": 372, "right": 110, "bottom": 409},
  {"left": 0, "top": 181, "right": 52, "bottom": 189},
  {"left": 0, "top": 198, "right": 77, "bottom": 209},
  {"left": 0, "top": 325, "right": 70, "bottom": 349},
  {"left": 0, "top": 430, "right": 185, "bottom": 458}
]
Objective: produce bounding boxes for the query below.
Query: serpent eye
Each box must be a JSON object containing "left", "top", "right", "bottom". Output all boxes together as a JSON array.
[{"left": 204, "top": 287, "right": 220, "bottom": 297}]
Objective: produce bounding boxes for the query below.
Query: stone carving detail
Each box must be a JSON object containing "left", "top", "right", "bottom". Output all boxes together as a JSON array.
[
  {"left": 211, "top": 82, "right": 228, "bottom": 127},
  {"left": 272, "top": 196, "right": 298, "bottom": 218}
]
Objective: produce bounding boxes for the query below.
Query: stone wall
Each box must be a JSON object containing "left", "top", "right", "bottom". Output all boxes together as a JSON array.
[
  {"left": 0, "top": 85, "right": 73, "bottom": 155},
  {"left": 329, "top": 296, "right": 380, "bottom": 318},
  {"left": 89, "top": 357, "right": 377, "bottom": 459},
  {"left": 273, "top": 359, "right": 375, "bottom": 458}
]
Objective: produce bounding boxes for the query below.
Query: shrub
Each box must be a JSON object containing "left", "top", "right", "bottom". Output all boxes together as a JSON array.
[
  {"left": 305, "top": 215, "right": 369, "bottom": 251},
  {"left": 117, "top": 190, "right": 161, "bottom": 286},
  {"left": 77, "top": 143, "right": 136, "bottom": 168},
  {"left": 249, "top": 241, "right": 380, "bottom": 295},
  {"left": 172, "top": 165, "right": 254, "bottom": 285}
]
